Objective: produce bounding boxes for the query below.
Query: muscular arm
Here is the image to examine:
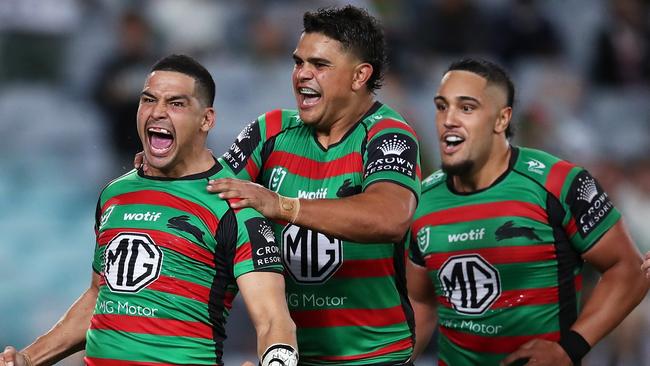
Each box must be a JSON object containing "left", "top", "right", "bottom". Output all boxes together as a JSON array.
[
  {"left": 11, "top": 272, "right": 100, "bottom": 365},
  {"left": 571, "top": 220, "right": 649, "bottom": 345},
  {"left": 237, "top": 271, "right": 297, "bottom": 359},
  {"left": 406, "top": 259, "right": 438, "bottom": 361},
  {"left": 209, "top": 179, "right": 417, "bottom": 243}
]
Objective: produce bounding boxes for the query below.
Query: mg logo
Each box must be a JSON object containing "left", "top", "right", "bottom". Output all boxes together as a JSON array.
[
  {"left": 104, "top": 232, "right": 163, "bottom": 293},
  {"left": 282, "top": 224, "right": 342, "bottom": 284},
  {"left": 438, "top": 254, "right": 501, "bottom": 315}
]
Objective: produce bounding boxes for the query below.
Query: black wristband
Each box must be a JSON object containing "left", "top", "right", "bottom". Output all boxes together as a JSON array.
[{"left": 558, "top": 330, "right": 591, "bottom": 365}]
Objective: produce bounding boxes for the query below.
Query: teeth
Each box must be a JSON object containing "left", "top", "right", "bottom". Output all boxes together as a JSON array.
[
  {"left": 148, "top": 127, "right": 171, "bottom": 135},
  {"left": 445, "top": 135, "right": 464, "bottom": 143},
  {"left": 299, "top": 87, "right": 319, "bottom": 96}
]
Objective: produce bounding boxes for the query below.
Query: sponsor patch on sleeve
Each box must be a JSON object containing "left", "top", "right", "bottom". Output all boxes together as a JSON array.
[
  {"left": 565, "top": 170, "right": 615, "bottom": 238},
  {"left": 245, "top": 217, "right": 282, "bottom": 269},
  {"left": 364, "top": 132, "right": 418, "bottom": 180},
  {"left": 221, "top": 120, "right": 262, "bottom": 173}
]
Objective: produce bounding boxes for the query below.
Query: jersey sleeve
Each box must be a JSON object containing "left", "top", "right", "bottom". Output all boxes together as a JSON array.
[
  {"left": 559, "top": 168, "right": 621, "bottom": 253},
  {"left": 230, "top": 207, "right": 284, "bottom": 278},
  {"left": 362, "top": 120, "right": 421, "bottom": 200},
  {"left": 219, "top": 109, "right": 284, "bottom": 182},
  {"left": 92, "top": 198, "right": 103, "bottom": 274}
]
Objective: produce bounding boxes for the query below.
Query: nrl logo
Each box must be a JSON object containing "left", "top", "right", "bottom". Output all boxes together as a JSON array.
[
  {"left": 379, "top": 135, "right": 410, "bottom": 156},
  {"left": 525, "top": 159, "right": 546, "bottom": 174},
  {"left": 417, "top": 227, "right": 430, "bottom": 253},
  {"left": 99, "top": 205, "right": 115, "bottom": 230},
  {"left": 269, "top": 167, "right": 287, "bottom": 192}
]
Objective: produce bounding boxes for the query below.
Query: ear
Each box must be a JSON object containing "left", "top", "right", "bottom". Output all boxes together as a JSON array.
[
  {"left": 494, "top": 106, "right": 512, "bottom": 134},
  {"left": 351, "top": 63, "right": 373, "bottom": 91},
  {"left": 201, "top": 107, "right": 216, "bottom": 132}
]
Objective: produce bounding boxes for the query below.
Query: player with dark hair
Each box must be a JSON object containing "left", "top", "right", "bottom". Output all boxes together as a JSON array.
[
  {"left": 207, "top": 5, "right": 420, "bottom": 366},
  {"left": 407, "top": 57, "right": 648, "bottom": 366},
  {"left": 1, "top": 54, "right": 298, "bottom": 366}
]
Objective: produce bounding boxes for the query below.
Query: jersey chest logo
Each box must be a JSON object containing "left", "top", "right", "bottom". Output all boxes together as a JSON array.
[
  {"left": 438, "top": 254, "right": 501, "bottom": 315},
  {"left": 104, "top": 232, "right": 163, "bottom": 293},
  {"left": 282, "top": 224, "right": 342, "bottom": 284}
]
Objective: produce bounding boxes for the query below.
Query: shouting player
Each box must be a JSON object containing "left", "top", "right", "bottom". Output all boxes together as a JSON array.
[
  {"left": 407, "top": 58, "right": 648, "bottom": 366},
  {"left": 208, "top": 6, "right": 420, "bottom": 366},
  {"left": 1, "top": 55, "right": 297, "bottom": 366}
]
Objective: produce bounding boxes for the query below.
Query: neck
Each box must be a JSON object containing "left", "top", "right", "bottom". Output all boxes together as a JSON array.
[
  {"left": 315, "top": 95, "right": 375, "bottom": 148},
  {"left": 148, "top": 148, "right": 214, "bottom": 178},
  {"left": 452, "top": 142, "right": 511, "bottom": 193}
]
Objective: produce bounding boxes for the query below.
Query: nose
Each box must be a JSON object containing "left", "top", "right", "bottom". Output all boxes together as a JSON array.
[
  {"left": 151, "top": 101, "right": 167, "bottom": 119},
  {"left": 295, "top": 63, "right": 314, "bottom": 82},
  {"left": 440, "top": 108, "right": 459, "bottom": 129}
]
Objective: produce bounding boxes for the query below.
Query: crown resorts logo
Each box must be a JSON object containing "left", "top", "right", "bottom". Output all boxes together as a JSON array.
[
  {"left": 236, "top": 124, "right": 253, "bottom": 142},
  {"left": 379, "top": 135, "right": 410, "bottom": 156},
  {"left": 576, "top": 176, "right": 598, "bottom": 203},
  {"left": 259, "top": 223, "right": 276, "bottom": 243}
]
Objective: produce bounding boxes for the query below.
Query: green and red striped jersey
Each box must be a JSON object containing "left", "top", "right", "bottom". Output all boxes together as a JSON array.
[
  {"left": 220, "top": 102, "right": 421, "bottom": 365},
  {"left": 409, "top": 147, "right": 621, "bottom": 366},
  {"left": 86, "top": 162, "right": 283, "bottom": 365}
]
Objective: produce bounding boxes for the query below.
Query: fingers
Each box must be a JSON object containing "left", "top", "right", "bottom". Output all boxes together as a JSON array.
[
  {"left": 2, "top": 346, "right": 18, "bottom": 366},
  {"left": 207, "top": 178, "right": 240, "bottom": 193},
  {"left": 133, "top": 151, "right": 144, "bottom": 169},
  {"left": 501, "top": 340, "right": 537, "bottom": 366}
]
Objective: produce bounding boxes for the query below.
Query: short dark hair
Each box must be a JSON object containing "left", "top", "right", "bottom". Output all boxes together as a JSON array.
[
  {"left": 150, "top": 54, "right": 215, "bottom": 107},
  {"left": 303, "top": 5, "right": 387, "bottom": 93},
  {"left": 447, "top": 58, "right": 516, "bottom": 138}
]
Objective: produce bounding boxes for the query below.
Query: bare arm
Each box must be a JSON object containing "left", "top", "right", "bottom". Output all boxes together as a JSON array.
[
  {"left": 2, "top": 272, "right": 101, "bottom": 366},
  {"left": 406, "top": 259, "right": 438, "bottom": 361},
  {"left": 209, "top": 179, "right": 417, "bottom": 243},
  {"left": 236, "top": 271, "right": 297, "bottom": 361},
  {"left": 502, "top": 220, "right": 649, "bottom": 366},
  {"left": 571, "top": 220, "right": 648, "bottom": 345}
]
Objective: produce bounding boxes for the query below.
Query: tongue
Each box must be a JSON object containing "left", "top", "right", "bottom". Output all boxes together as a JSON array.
[
  {"left": 151, "top": 134, "right": 173, "bottom": 150},
  {"left": 304, "top": 95, "right": 320, "bottom": 105}
]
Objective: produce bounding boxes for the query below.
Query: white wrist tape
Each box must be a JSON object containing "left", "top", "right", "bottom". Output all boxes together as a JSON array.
[{"left": 260, "top": 343, "right": 298, "bottom": 366}]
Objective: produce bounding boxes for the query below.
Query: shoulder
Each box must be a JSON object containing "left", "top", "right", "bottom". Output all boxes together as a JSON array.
[
  {"left": 362, "top": 103, "right": 418, "bottom": 139},
  {"left": 99, "top": 169, "right": 139, "bottom": 199},
  {"left": 512, "top": 146, "right": 583, "bottom": 199},
  {"left": 255, "top": 109, "right": 302, "bottom": 139},
  {"left": 421, "top": 169, "right": 447, "bottom": 193}
]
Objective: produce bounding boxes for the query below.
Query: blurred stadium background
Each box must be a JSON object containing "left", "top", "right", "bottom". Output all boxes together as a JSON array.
[{"left": 0, "top": 0, "right": 649, "bottom": 364}]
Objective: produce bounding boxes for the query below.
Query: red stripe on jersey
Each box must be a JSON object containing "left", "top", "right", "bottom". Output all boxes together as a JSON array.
[
  {"left": 98, "top": 275, "right": 211, "bottom": 303},
  {"left": 264, "top": 109, "right": 283, "bottom": 139},
  {"left": 224, "top": 290, "right": 235, "bottom": 310},
  {"left": 85, "top": 357, "right": 187, "bottom": 366},
  {"left": 90, "top": 314, "right": 213, "bottom": 339},
  {"left": 424, "top": 244, "right": 556, "bottom": 269},
  {"left": 565, "top": 217, "right": 578, "bottom": 237},
  {"left": 97, "top": 228, "right": 214, "bottom": 268},
  {"left": 291, "top": 305, "right": 406, "bottom": 328},
  {"left": 234, "top": 241, "right": 252, "bottom": 265},
  {"left": 367, "top": 119, "right": 417, "bottom": 141},
  {"left": 335, "top": 258, "right": 395, "bottom": 278},
  {"left": 545, "top": 161, "right": 575, "bottom": 198},
  {"left": 245, "top": 158, "right": 260, "bottom": 181},
  {"left": 316, "top": 337, "right": 412, "bottom": 361},
  {"left": 102, "top": 190, "right": 218, "bottom": 233},
  {"left": 437, "top": 286, "right": 559, "bottom": 310},
  {"left": 438, "top": 360, "right": 449, "bottom": 366},
  {"left": 264, "top": 151, "right": 363, "bottom": 179},
  {"left": 412, "top": 201, "right": 548, "bottom": 235},
  {"left": 440, "top": 326, "right": 560, "bottom": 354}
]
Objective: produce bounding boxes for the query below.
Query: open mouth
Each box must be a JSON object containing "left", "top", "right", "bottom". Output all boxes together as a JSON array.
[
  {"left": 298, "top": 87, "right": 321, "bottom": 107},
  {"left": 442, "top": 134, "right": 465, "bottom": 151},
  {"left": 147, "top": 127, "right": 174, "bottom": 155}
]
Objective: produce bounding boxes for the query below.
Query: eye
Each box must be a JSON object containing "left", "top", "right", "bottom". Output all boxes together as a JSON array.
[
  {"left": 141, "top": 96, "right": 155, "bottom": 103},
  {"left": 435, "top": 102, "right": 447, "bottom": 112},
  {"left": 170, "top": 101, "right": 185, "bottom": 107},
  {"left": 461, "top": 104, "right": 475, "bottom": 113}
]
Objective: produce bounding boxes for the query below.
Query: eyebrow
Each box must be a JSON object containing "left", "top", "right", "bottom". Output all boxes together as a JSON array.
[
  {"left": 292, "top": 53, "right": 331, "bottom": 66},
  {"left": 141, "top": 91, "right": 191, "bottom": 102},
  {"left": 434, "top": 95, "right": 482, "bottom": 105}
]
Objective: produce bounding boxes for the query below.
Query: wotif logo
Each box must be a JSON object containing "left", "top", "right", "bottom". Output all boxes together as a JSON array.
[
  {"left": 298, "top": 188, "right": 328, "bottom": 199},
  {"left": 123, "top": 212, "right": 162, "bottom": 222},
  {"left": 525, "top": 159, "right": 546, "bottom": 174},
  {"left": 448, "top": 228, "right": 486, "bottom": 243}
]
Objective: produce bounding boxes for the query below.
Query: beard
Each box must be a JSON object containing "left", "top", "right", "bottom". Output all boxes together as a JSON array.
[{"left": 441, "top": 159, "right": 474, "bottom": 177}]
